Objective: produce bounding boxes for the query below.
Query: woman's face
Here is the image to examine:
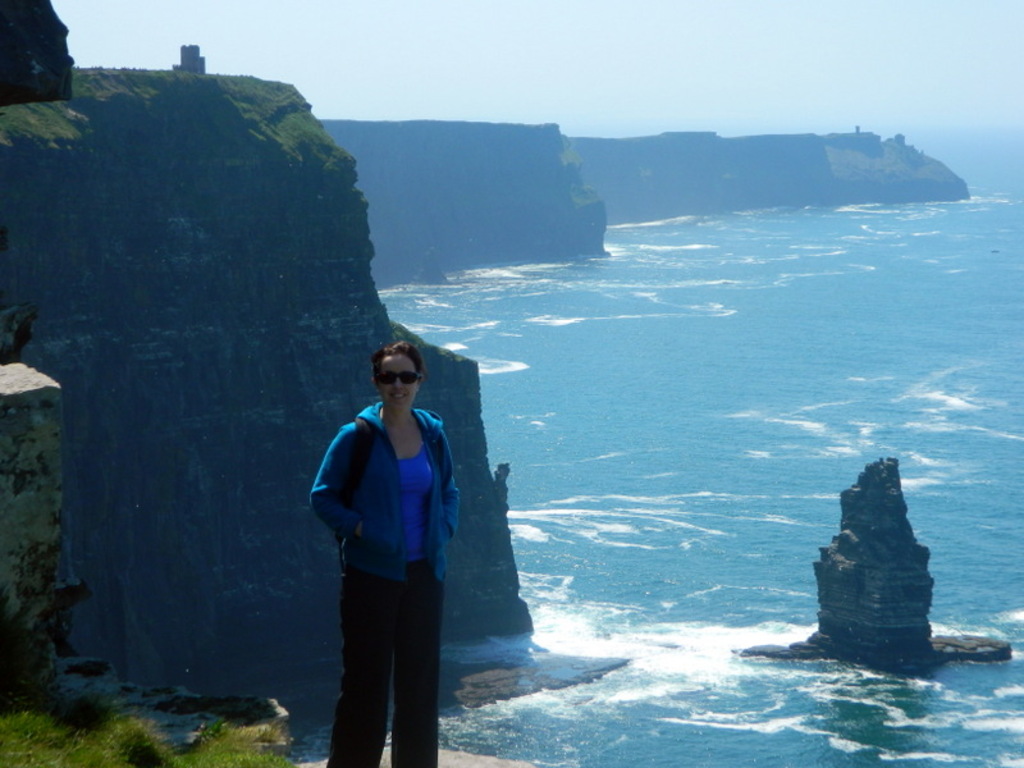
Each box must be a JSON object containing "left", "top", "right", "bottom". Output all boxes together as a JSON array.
[{"left": 373, "top": 353, "right": 422, "bottom": 410}]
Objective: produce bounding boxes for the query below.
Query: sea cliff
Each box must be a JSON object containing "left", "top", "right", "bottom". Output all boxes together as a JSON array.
[
  {"left": 0, "top": 69, "right": 531, "bottom": 696},
  {"left": 570, "top": 131, "right": 970, "bottom": 224},
  {"left": 320, "top": 119, "right": 608, "bottom": 287}
]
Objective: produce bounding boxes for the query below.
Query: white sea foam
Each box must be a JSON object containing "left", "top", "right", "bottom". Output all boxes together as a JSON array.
[
  {"left": 795, "top": 400, "right": 857, "bottom": 412},
  {"left": 766, "top": 417, "right": 831, "bottom": 435},
  {"left": 609, "top": 215, "right": 703, "bottom": 228},
  {"left": 509, "top": 524, "right": 550, "bottom": 543},
  {"left": 400, "top": 319, "right": 501, "bottom": 335},
  {"left": 877, "top": 751, "right": 965, "bottom": 763},
  {"left": 903, "top": 451, "right": 948, "bottom": 468},
  {"left": 633, "top": 242, "right": 719, "bottom": 252},
  {"left": 579, "top": 451, "right": 628, "bottom": 462},
  {"left": 963, "top": 717, "right": 1024, "bottom": 734},
  {"left": 659, "top": 714, "right": 812, "bottom": 735},
  {"left": 827, "top": 736, "right": 874, "bottom": 753},
  {"left": 818, "top": 445, "right": 861, "bottom": 457},
  {"left": 898, "top": 476, "right": 947, "bottom": 491},
  {"left": 903, "top": 419, "right": 1024, "bottom": 442},
  {"left": 902, "top": 388, "right": 984, "bottom": 412},
  {"left": 475, "top": 358, "right": 529, "bottom": 374},
  {"left": 525, "top": 314, "right": 587, "bottom": 326}
]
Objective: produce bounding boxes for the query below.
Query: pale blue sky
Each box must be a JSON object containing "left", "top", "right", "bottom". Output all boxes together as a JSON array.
[{"left": 56, "top": 0, "right": 1021, "bottom": 141}]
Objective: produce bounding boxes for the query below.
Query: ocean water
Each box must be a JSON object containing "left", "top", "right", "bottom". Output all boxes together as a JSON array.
[{"left": 372, "top": 146, "right": 1024, "bottom": 767}]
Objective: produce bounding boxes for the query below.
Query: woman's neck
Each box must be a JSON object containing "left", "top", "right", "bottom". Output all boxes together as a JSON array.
[{"left": 380, "top": 404, "right": 415, "bottom": 428}]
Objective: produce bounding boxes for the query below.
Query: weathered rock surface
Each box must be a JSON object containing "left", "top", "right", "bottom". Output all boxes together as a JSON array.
[
  {"left": 447, "top": 653, "right": 628, "bottom": 709},
  {"left": 740, "top": 458, "right": 1011, "bottom": 670},
  {"left": 55, "top": 656, "right": 290, "bottom": 753},
  {"left": 813, "top": 456, "right": 936, "bottom": 668},
  {"left": 320, "top": 120, "right": 607, "bottom": 287},
  {"left": 0, "top": 69, "right": 531, "bottom": 697},
  {"left": 0, "top": 0, "right": 73, "bottom": 105},
  {"left": 0, "top": 362, "right": 62, "bottom": 688},
  {"left": 0, "top": 302, "right": 37, "bottom": 363},
  {"left": 570, "top": 131, "right": 970, "bottom": 224}
]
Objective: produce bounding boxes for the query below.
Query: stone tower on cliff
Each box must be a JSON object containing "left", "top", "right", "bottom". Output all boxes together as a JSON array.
[{"left": 173, "top": 45, "right": 205, "bottom": 74}]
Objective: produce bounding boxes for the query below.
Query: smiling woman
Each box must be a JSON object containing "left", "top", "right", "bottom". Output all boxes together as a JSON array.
[{"left": 310, "top": 340, "right": 460, "bottom": 768}]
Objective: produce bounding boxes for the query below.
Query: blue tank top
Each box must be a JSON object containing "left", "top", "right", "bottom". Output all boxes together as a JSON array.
[{"left": 398, "top": 444, "right": 432, "bottom": 562}]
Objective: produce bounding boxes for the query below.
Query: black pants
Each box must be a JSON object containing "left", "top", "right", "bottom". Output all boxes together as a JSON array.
[{"left": 328, "top": 560, "right": 445, "bottom": 768}]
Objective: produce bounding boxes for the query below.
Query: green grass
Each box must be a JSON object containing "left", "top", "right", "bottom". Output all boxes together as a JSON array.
[{"left": 0, "top": 708, "right": 294, "bottom": 768}]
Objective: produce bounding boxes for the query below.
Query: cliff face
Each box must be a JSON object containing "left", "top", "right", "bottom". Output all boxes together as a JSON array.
[
  {"left": 0, "top": 69, "right": 531, "bottom": 691},
  {"left": 0, "top": 363, "right": 62, "bottom": 690},
  {"left": 320, "top": 120, "right": 607, "bottom": 287},
  {"left": 570, "top": 131, "right": 970, "bottom": 224},
  {"left": 0, "top": 0, "right": 73, "bottom": 105}
]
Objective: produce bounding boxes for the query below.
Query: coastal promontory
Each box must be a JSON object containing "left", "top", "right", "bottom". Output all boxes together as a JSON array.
[{"left": 570, "top": 131, "right": 970, "bottom": 224}]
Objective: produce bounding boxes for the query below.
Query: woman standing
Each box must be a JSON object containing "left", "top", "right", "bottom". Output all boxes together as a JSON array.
[{"left": 311, "top": 340, "right": 460, "bottom": 768}]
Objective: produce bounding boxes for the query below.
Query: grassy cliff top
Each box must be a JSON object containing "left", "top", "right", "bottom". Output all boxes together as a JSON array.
[{"left": 0, "top": 68, "right": 347, "bottom": 166}]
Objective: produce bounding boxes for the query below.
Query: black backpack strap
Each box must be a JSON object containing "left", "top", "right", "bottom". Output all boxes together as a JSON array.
[{"left": 340, "top": 417, "right": 374, "bottom": 508}]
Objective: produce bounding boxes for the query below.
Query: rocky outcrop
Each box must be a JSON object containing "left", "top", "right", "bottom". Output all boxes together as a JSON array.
[
  {"left": 812, "top": 457, "right": 937, "bottom": 668},
  {"left": 447, "top": 654, "right": 628, "bottom": 709},
  {"left": 0, "top": 303, "right": 37, "bottom": 364},
  {"left": 741, "top": 458, "right": 1011, "bottom": 671},
  {"left": 0, "top": 0, "right": 73, "bottom": 105},
  {"left": 320, "top": 120, "right": 607, "bottom": 286},
  {"left": 1, "top": 0, "right": 70, "bottom": 361},
  {"left": 55, "top": 656, "right": 290, "bottom": 753},
  {"left": 570, "top": 131, "right": 970, "bottom": 224},
  {"left": 0, "top": 363, "right": 62, "bottom": 690},
  {"left": 0, "top": 69, "right": 532, "bottom": 695}
]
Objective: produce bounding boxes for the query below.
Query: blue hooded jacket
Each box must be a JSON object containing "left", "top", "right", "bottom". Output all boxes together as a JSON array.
[{"left": 310, "top": 403, "right": 460, "bottom": 582}]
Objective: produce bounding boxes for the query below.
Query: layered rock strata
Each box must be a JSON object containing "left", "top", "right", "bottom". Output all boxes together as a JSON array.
[
  {"left": 812, "top": 456, "right": 936, "bottom": 667},
  {"left": 0, "top": 69, "right": 532, "bottom": 694},
  {"left": 741, "top": 458, "right": 1011, "bottom": 670}
]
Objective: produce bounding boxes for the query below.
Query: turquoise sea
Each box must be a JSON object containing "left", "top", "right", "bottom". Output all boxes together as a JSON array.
[{"left": 354, "top": 134, "right": 1023, "bottom": 767}]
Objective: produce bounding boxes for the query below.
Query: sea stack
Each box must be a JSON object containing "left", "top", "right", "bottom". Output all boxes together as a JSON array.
[
  {"left": 741, "top": 457, "right": 1011, "bottom": 670},
  {"left": 812, "top": 457, "right": 936, "bottom": 669}
]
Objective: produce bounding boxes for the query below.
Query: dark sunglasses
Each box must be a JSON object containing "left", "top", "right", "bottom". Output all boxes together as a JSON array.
[{"left": 374, "top": 370, "right": 422, "bottom": 385}]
